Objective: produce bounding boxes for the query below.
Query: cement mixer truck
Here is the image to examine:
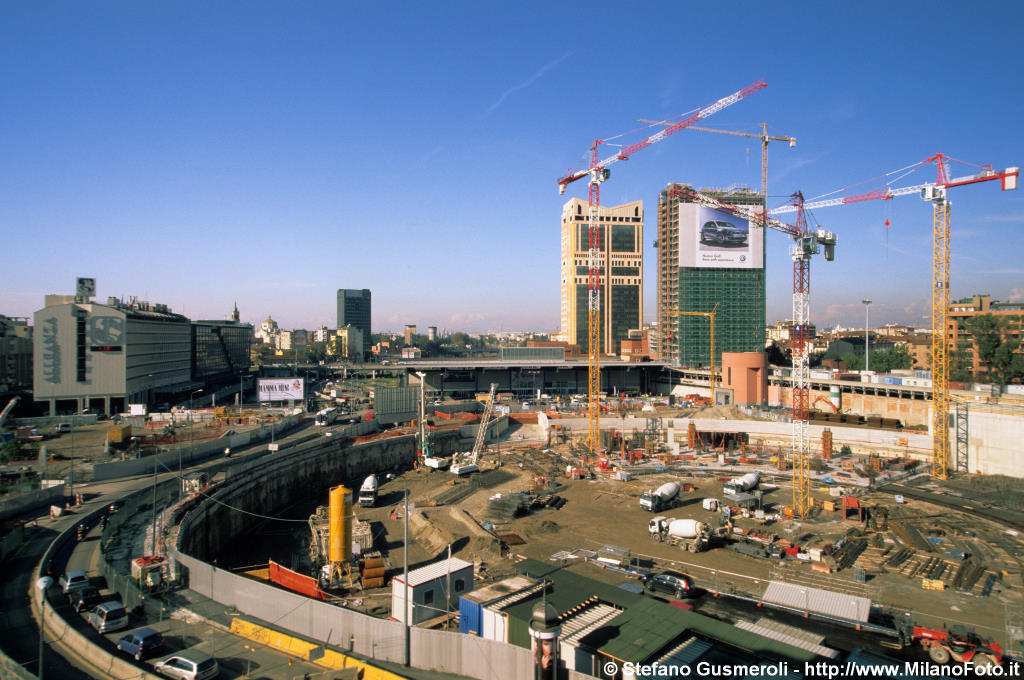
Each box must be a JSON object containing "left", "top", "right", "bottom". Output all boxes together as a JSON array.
[
  {"left": 640, "top": 482, "right": 681, "bottom": 512},
  {"left": 723, "top": 472, "right": 759, "bottom": 495},
  {"left": 649, "top": 516, "right": 712, "bottom": 553}
]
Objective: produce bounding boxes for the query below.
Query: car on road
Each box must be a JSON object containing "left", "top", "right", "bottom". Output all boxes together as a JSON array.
[
  {"left": 116, "top": 627, "right": 165, "bottom": 661},
  {"left": 153, "top": 649, "right": 220, "bottom": 679},
  {"left": 643, "top": 570, "right": 694, "bottom": 599},
  {"left": 67, "top": 585, "right": 102, "bottom": 613},
  {"left": 700, "top": 220, "right": 747, "bottom": 246},
  {"left": 85, "top": 600, "right": 129, "bottom": 633},
  {"left": 59, "top": 570, "right": 90, "bottom": 594}
]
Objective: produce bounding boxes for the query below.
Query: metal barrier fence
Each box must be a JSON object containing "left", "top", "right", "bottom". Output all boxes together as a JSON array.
[{"left": 171, "top": 437, "right": 593, "bottom": 680}]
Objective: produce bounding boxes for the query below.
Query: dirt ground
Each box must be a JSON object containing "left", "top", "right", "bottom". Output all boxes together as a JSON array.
[
  {"left": 358, "top": 438, "right": 1024, "bottom": 647},
  {"left": 8, "top": 418, "right": 233, "bottom": 483}
]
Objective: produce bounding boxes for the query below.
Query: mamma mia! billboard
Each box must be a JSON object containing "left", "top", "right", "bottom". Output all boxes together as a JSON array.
[{"left": 258, "top": 378, "right": 305, "bottom": 402}]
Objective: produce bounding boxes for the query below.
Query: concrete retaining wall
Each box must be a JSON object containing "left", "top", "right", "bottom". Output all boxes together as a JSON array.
[
  {"left": 31, "top": 500, "right": 163, "bottom": 680},
  {"left": 91, "top": 417, "right": 308, "bottom": 482},
  {"left": 0, "top": 485, "right": 66, "bottom": 521},
  {"left": 179, "top": 435, "right": 415, "bottom": 562},
  {"left": 173, "top": 435, "right": 592, "bottom": 680},
  {"left": 967, "top": 409, "right": 1024, "bottom": 477},
  {"left": 541, "top": 415, "right": 935, "bottom": 461},
  {"left": 0, "top": 651, "right": 36, "bottom": 680}
]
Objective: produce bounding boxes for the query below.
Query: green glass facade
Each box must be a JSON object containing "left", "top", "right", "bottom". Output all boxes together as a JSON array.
[
  {"left": 658, "top": 184, "right": 765, "bottom": 367},
  {"left": 676, "top": 266, "right": 765, "bottom": 367}
]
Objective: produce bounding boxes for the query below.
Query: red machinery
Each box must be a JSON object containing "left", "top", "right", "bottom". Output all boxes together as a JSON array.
[{"left": 899, "top": 623, "right": 1003, "bottom": 667}]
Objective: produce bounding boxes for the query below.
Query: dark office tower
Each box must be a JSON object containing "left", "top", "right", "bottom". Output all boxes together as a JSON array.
[{"left": 336, "top": 289, "right": 371, "bottom": 357}]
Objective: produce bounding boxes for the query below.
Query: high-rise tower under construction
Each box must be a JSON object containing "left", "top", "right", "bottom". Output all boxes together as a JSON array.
[{"left": 657, "top": 184, "right": 764, "bottom": 366}]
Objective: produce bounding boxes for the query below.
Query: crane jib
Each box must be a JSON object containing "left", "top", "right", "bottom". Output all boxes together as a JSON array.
[{"left": 556, "top": 80, "right": 766, "bottom": 187}]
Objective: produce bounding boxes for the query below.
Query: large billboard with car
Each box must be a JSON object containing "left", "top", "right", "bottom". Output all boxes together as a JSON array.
[{"left": 678, "top": 203, "right": 762, "bottom": 269}]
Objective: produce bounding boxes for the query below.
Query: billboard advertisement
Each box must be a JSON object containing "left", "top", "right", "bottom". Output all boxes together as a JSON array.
[
  {"left": 258, "top": 378, "right": 305, "bottom": 402},
  {"left": 678, "top": 203, "right": 762, "bottom": 269}
]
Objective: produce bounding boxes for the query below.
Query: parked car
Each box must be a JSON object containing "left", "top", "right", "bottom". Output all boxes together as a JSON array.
[
  {"left": 85, "top": 600, "right": 129, "bottom": 633},
  {"left": 55, "top": 423, "right": 72, "bottom": 434},
  {"left": 116, "top": 627, "right": 165, "bottom": 661},
  {"left": 153, "top": 649, "right": 220, "bottom": 679},
  {"left": 700, "top": 220, "right": 748, "bottom": 246},
  {"left": 643, "top": 570, "right": 694, "bottom": 599},
  {"left": 59, "top": 570, "right": 90, "bottom": 594},
  {"left": 67, "top": 586, "right": 102, "bottom": 613}
]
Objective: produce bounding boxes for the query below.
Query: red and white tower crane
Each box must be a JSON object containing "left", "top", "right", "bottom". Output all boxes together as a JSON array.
[
  {"left": 663, "top": 186, "right": 835, "bottom": 517},
  {"left": 770, "top": 154, "right": 1018, "bottom": 479},
  {"left": 557, "top": 80, "right": 766, "bottom": 454}
]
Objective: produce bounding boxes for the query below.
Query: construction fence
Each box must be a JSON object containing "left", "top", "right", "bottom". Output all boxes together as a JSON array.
[{"left": 174, "top": 548, "right": 584, "bottom": 679}]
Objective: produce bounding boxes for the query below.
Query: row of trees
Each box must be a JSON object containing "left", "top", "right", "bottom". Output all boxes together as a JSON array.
[
  {"left": 836, "top": 345, "right": 913, "bottom": 373},
  {"left": 952, "top": 314, "right": 1024, "bottom": 385},
  {"left": 769, "top": 313, "right": 1024, "bottom": 386}
]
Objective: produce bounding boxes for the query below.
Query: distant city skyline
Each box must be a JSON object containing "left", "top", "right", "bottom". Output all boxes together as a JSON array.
[{"left": 1, "top": 3, "right": 1021, "bottom": 335}]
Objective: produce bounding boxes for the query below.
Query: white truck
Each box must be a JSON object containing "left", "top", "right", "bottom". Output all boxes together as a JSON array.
[
  {"left": 640, "top": 482, "right": 681, "bottom": 512},
  {"left": 723, "top": 472, "right": 759, "bottom": 496},
  {"left": 358, "top": 475, "right": 378, "bottom": 507},
  {"left": 649, "top": 516, "right": 712, "bottom": 553}
]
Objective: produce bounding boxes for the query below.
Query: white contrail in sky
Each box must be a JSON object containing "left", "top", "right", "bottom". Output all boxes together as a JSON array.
[{"left": 488, "top": 53, "right": 572, "bottom": 114}]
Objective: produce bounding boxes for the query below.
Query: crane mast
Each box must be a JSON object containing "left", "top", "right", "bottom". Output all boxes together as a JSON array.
[
  {"left": 769, "top": 155, "right": 1018, "bottom": 478},
  {"left": 451, "top": 383, "right": 497, "bottom": 475},
  {"left": 558, "top": 80, "right": 766, "bottom": 454},
  {"left": 662, "top": 185, "right": 834, "bottom": 517}
]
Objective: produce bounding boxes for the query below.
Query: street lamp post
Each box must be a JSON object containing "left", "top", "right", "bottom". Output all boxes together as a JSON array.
[
  {"left": 36, "top": 575, "right": 52, "bottom": 680},
  {"left": 862, "top": 300, "right": 872, "bottom": 372},
  {"left": 186, "top": 389, "right": 203, "bottom": 498},
  {"left": 415, "top": 372, "right": 426, "bottom": 461},
  {"left": 151, "top": 452, "right": 158, "bottom": 554}
]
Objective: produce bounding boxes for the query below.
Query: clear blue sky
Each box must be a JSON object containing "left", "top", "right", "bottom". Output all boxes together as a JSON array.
[{"left": 2, "top": 2, "right": 1022, "bottom": 334}]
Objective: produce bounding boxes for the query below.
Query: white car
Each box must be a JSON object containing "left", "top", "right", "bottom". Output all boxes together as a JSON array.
[
  {"left": 59, "top": 570, "right": 90, "bottom": 594},
  {"left": 153, "top": 649, "right": 219, "bottom": 679}
]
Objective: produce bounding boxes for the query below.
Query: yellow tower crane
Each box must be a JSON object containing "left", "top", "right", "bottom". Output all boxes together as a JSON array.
[
  {"left": 769, "top": 154, "right": 1018, "bottom": 479},
  {"left": 667, "top": 303, "right": 720, "bottom": 404}
]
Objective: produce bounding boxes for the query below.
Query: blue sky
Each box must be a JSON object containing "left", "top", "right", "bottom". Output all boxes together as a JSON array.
[{"left": 2, "top": 2, "right": 1022, "bottom": 334}]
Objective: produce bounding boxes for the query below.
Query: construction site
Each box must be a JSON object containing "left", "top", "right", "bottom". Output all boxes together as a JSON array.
[{"left": 197, "top": 391, "right": 1024, "bottom": 669}]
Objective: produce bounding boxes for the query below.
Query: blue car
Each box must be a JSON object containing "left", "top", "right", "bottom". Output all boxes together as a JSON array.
[{"left": 116, "top": 627, "right": 165, "bottom": 661}]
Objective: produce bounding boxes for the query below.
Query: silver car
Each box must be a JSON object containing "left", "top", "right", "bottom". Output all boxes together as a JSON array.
[
  {"left": 153, "top": 649, "right": 220, "bottom": 680},
  {"left": 700, "top": 220, "right": 747, "bottom": 246}
]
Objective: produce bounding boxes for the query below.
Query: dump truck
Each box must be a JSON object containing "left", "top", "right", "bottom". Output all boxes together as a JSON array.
[
  {"left": 640, "top": 482, "right": 681, "bottom": 512},
  {"left": 649, "top": 516, "right": 712, "bottom": 553},
  {"left": 723, "top": 472, "right": 759, "bottom": 495}
]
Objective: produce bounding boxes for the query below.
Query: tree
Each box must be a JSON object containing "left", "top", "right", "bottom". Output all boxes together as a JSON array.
[
  {"left": 842, "top": 353, "right": 864, "bottom": 371},
  {"left": 869, "top": 345, "right": 912, "bottom": 374},
  {"left": 449, "top": 332, "right": 470, "bottom": 348},
  {"left": 304, "top": 341, "right": 328, "bottom": 364},
  {"left": 767, "top": 343, "right": 789, "bottom": 367},
  {"left": 949, "top": 338, "right": 973, "bottom": 382},
  {"left": 964, "top": 314, "right": 1023, "bottom": 386}
]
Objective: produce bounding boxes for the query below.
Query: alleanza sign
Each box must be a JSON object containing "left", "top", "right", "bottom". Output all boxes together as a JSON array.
[{"left": 258, "top": 378, "right": 305, "bottom": 402}]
